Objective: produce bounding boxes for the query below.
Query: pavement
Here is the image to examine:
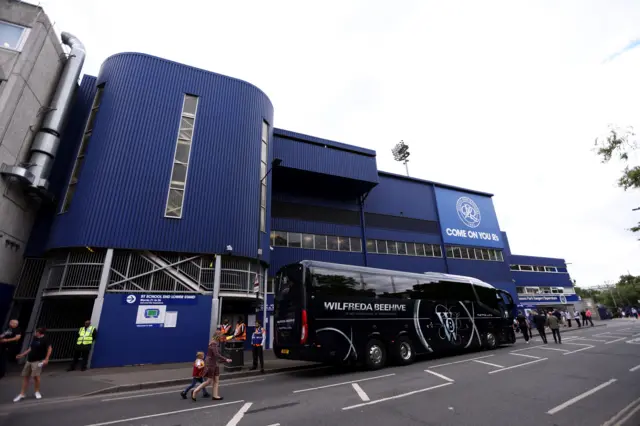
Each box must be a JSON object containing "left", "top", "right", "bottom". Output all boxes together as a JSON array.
[{"left": 1, "top": 319, "right": 639, "bottom": 426}]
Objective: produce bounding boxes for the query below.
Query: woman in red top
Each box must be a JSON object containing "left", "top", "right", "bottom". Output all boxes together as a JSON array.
[{"left": 191, "top": 329, "right": 231, "bottom": 401}]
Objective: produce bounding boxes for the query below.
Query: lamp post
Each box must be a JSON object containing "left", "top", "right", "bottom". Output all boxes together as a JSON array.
[
  {"left": 392, "top": 140, "right": 410, "bottom": 177},
  {"left": 256, "top": 158, "right": 282, "bottom": 344}
]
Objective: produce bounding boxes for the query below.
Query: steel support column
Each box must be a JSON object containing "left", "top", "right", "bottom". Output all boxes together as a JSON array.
[
  {"left": 210, "top": 254, "right": 222, "bottom": 338},
  {"left": 20, "top": 261, "right": 52, "bottom": 354}
]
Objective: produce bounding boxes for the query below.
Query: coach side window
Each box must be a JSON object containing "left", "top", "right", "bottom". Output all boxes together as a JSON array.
[
  {"left": 474, "top": 286, "right": 500, "bottom": 310},
  {"left": 311, "top": 267, "right": 364, "bottom": 297},
  {"left": 361, "top": 273, "right": 394, "bottom": 298}
]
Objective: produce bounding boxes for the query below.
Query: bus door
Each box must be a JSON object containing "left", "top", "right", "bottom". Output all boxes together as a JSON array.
[
  {"left": 274, "top": 264, "right": 305, "bottom": 350},
  {"left": 496, "top": 290, "right": 516, "bottom": 320}
]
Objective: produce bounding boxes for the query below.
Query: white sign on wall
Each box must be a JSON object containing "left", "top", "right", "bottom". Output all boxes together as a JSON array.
[{"left": 135, "top": 305, "right": 167, "bottom": 328}]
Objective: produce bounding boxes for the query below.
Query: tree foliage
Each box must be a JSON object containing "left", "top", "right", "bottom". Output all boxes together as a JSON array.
[
  {"left": 575, "top": 274, "right": 640, "bottom": 310},
  {"left": 594, "top": 125, "right": 640, "bottom": 237}
]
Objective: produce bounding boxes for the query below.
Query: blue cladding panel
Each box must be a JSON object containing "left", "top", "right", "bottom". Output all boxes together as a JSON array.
[
  {"left": 92, "top": 294, "right": 212, "bottom": 368},
  {"left": 367, "top": 254, "right": 446, "bottom": 274},
  {"left": 273, "top": 218, "right": 362, "bottom": 238},
  {"left": 274, "top": 128, "right": 376, "bottom": 156},
  {"left": 46, "top": 53, "right": 274, "bottom": 260},
  {"left": 501, "top": 232, "right": 512, "bottom": 256},
  {"left": 365, "top": 175, "right": 438, "bottom": 221},
  {"left": 447, "top": 259, "right": 513, "bottom": 286},
  {"left": 273, "top": 135, "right": 378, "bottom": 184},
  {"left": 509, "top": 255, "right": 567, "bottom": 267},
  {"left": 270, "top": 247, "right": 364, "bottom": 275},
  {"left": 511, "top": 271, "right": 574, "bottom": 287},
  {"left": 434, "top": 187, "right": 504, "bottom": 249},
  {"left": 272, "top": 192, "right": 359, "bottom": 211},
  {"left": 364, "top": 229, "right": 441, "bottom": 245},
  {"left": 26, "top": 75, "right": 98, "bottom": 257}
]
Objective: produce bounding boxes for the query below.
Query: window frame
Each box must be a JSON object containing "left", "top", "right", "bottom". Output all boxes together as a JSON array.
[
  {"left": 259, "top": 120, "right": 269, "bottom": 233},
  {"left": 164, "top": 94, "right": 199, "bottom": 219},
  {"left": 0, "top": 20, "right": 30, "bottom": 52}
]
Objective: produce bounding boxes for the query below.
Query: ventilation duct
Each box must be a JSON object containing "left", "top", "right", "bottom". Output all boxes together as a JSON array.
[{"left": 0, "top": 32, "right": 86, "bottom": 201}]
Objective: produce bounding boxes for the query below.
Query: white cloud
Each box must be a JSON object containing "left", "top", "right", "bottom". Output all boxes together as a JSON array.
[{"left": 36, "top": 0, "right": 640, "bottom": 286}]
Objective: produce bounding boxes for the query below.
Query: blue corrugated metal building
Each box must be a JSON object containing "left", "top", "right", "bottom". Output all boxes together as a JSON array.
[{"left": 9, "top": 52, "right": 577, "bottom": 367}]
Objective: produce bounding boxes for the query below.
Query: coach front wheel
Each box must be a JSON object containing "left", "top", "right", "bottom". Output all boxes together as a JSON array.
[
  {"left": 364, "top": 339, "right": 387, "bottom": 370},
  {"left": 483, "top": 331, "right": 497, "bottom": 350}
]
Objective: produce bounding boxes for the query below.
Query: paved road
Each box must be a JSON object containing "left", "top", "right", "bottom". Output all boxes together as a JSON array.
[{"left": 2, "top": 321, "right": 640, "bottom": 426}]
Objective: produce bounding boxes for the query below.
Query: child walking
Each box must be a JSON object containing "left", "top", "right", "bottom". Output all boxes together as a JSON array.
[{"left": 180, "top": 352, "right": 210, "bottom": 399}]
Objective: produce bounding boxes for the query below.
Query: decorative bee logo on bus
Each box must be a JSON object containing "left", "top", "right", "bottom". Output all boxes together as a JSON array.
[{"left": 435, "top": 304, "right": 462, "bottom": 346}]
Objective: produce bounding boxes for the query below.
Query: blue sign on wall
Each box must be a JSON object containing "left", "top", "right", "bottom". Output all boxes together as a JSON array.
[
  {"left": 121, "top": 294, "right": 199, "bottom": 305},
  {"left": 434, "top": 187, "right": 504, "bottom": 249},
  {"left": 518, "top": 294, "right": 580, "bottom": 305}
]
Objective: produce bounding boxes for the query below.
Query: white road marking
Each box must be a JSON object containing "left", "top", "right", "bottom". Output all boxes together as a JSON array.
[
  {"left": 547, "top": 379, "right": 617, "bottom": 415},
  {"left": 488, "top": 358, "right": 548, "bottom": 374},
  {"left": 342, "top": 382, "right": 453, "bottom": 410},
  {"left": 509, "top": 352, "right": 541, "bottom": 359},
  {"left": 536, "top": 346, "right": 570, "bottom": 352},
  {"left": 560, "top": 342, "right": 592, "bottom": 347},
  {"left": 562, "top": 345, "right": 595, "bottom": 355},
  {"left": 425, "top": 369, "right": 455, "bottom": 382},
  {"left": 83, "top": 399, "right": 245, "bottom": 426},
  {"left": 266, "top": 424, "right": 281, "bottom": 426},
  {"left": 472, "top": 359, "right": 504, "bottom": 368},
  {"left": 226, "top": 402, "right": 253, "bottom": 426},
  {"left": 602, "top": 395, "right": 640, "bottom": 426},
  {"left": 428, "top": 354, "right": 495, "bottom": 368},
  {"left": 571, "top": 338, "right": 609, "bottom": 342},
  {"left": 351, "top": 383, "right": 370, "bottom": 402},
  {"left": 510, "top": 344, "right": 547, "bottom": 353},
  {"left": 101, "top": 378, "right": 265, "bottom": 402},
  {"left": 605, "top": 337, "right": 627, "bottom": 345},
  {"left": 292, "top": 373, "right": 395, "bottom": 393},
  {"left": 630, "top": 364, "right": 640, "bottom": 372}
]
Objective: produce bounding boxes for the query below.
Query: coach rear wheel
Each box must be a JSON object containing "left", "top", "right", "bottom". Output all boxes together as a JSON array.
[
  {"left": 393, "top": 336, "right": 415, "bottom": 366},
  {"left": 484, "top": 331, "right": 497, "bottom": 350},
  {"left": 364, "top": 338, "right": 387, "bottom": 370}
]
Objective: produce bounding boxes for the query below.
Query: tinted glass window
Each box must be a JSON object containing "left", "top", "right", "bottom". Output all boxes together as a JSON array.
[
  {"left": 474, "top": 286, "right": 499, "bottom": 309},
  {"left": 314, "top": 235, "right": 327, "bottom": 250},
  {"left": 275, "top": 266, "right": 304, "bottom": 312},
  {"left": 311, "top": 267, "right": 363, "bottom": 297},
  {"left": 302, "top": 234, "right": 314, "bottom": 249},
  {"left": 327, "top": 236, "right": 339, "bottom": 251},
  {"left": 376, "top": 240, "right": 387, "bottom": 254},
  {"left": 433, "top": 245, "right": 442, "bottom": 257},
  {"left": 416, "top": 243, "right": 426, "bottom": 256},
  {"left": 350, "top": 237, "right": 362, "bottom": 252},
  {"left": 386, "top": 241, "right": 397, "bottom": 254},
  {"left": 288, "top": 233, "right": 302, "bottom": 248},
  {"left": 397, "top": 242, "right": 407, "bottom": 255},
  {"left": 366, "top": 239, "right": 376, "bottom": 253},
  {"left": 361, "top": 273, "right": 394, "bottom": 297},
  {"left": 338, "top": 237, "right": 350, "bottom": 252},
  {"left": 274, "top": 231, "right": 288, "bottom": 247},
  {"left": 406, "top": 243, "right": 416, "bottom": 256}
]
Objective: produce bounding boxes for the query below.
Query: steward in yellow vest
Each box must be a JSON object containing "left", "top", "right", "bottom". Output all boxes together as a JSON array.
[{"left": 68, "top": 320, "right": 97, "bottom": 371}]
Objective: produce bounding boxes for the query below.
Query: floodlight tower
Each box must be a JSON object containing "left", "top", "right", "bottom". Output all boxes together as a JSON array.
[{"left": 392, "top": 140, "right": 410, "bottom": 177}]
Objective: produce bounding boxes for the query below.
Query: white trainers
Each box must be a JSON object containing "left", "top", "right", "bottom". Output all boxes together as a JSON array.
[
  {"left": 13, "top": 394, "right": 25, "bottom": 403},
  {"left": 34, "top": 392, "right": 42, "bottom": 400}
]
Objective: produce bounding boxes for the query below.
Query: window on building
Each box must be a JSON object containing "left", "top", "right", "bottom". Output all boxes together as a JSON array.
[
  {"left": 164, "top": 94, "right": 198, "bottom": 218},
  {"left": 60, "top": 85, "right": 105, "bottom": 213},
  {"left": 519, "top": 265, "right": 534, "bottom": 271},
  {"left": 365, "top": 239, "right": 442, "bottom": 258},
  {"left": 445, "top": 245, "right": 504, "bottom": 262},
  {"left": 259, "top": 121, "right": 269, "bottom": 232},
  {"left": 516, "top": 286, "right": 525, "bottom": 294},
  {"left": 545, "top": 266, "right": 558, "bottom": 273},
  {"left": 271, "top": 231, "right": 362, "bottom": 252},
  {"left": 0, "top": 20, "right": 29, "bottom": 51}
]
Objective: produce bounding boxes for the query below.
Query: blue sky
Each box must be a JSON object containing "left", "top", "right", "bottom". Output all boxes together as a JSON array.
[{"left": 34, "top": 0, "right": 640, "bottom": 287}]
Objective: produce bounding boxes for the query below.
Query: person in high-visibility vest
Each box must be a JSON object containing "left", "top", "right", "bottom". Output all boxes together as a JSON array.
[
  {"left": 232, "top": 319, "right": 246, "bottom": 341},
  {"left": 67, "top": 320, "right": 97, "bottom": 371},
  {"left": 250, "top": 320, "right": 265, "bottom": 373}
]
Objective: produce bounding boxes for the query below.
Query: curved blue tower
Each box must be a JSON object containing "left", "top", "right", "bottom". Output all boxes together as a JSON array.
[{"left": 48, "top": 53, "right": 275, "bottom": 260}]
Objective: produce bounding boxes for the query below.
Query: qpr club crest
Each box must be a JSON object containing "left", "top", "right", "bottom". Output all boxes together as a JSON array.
[{"left": 456, "top": 196, "right": 481, "bottom": 228}]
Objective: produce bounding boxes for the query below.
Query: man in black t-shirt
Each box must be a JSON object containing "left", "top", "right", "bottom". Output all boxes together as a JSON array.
[
  {"left": 0, "top": 319, "right": 22, "bottom": 379},
  {"left": 14, "top": 328, "right": 52, "bottom": 402}
]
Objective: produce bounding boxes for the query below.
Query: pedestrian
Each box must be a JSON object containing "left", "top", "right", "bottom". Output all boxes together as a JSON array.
[
  {"left": 0, "top": 319, "right": 22, "bottom": 380},
  {"left": 232, "top": 318, "right": 246, "bottom": 341},
  {"left": 180, "top": 351, "right": 210, "bottom": 399},
  {"left": 632, "top": 307, "right": 638, "bottom": 319},
  {"left": 68, "top": 320, "right": 97, "bottom": 372},
  {"left": 585, "top": 309, "right": 594, "bottom": 327},
  {"left": 533, "top": 311, "right": 548, "bottom": 344},
  {"left": 574, "top": 310, "right": 581, "bottom": 327},
  {"left": 13, "top": 328, "right": 52, "bottom": 402},
  {"left": 191, "top": 329, "right": 231, "bottom": 401},
  {"left": 547, "top": 312, "right": 562, "bottom": 344},
  {"left": 250, "top": 320, "right": 266, "bottom": 372},
  {"left": 516, "top": 313, "right": 530, "bottom": 343},
  {"left": 565, "top": 311, "right": 572, "bottom": 328}
]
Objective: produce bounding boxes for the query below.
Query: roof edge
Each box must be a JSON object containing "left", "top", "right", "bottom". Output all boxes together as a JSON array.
[
  {"left": 274, "top": 128, "right": 377, "bottom": 157},
  {"left": 377, "top": 171, "right": 494, "bottom": 197}
]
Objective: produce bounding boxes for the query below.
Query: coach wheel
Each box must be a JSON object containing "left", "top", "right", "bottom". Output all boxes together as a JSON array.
[
  {"left": 484, "top": 332, "right": 497, "bottom": 350},
  {"left": 364, "top": 338, "right": 386, "bottom": 370},
  {"left": 394, "top": 336, "right": 415, "bottom": 366}
]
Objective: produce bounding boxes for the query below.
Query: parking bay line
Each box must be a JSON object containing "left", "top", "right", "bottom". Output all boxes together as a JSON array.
[
  {"left": 101, "top": 378, "right": 265, "bottom": 402},
  {"left": 562, "top": 345, "right": 595, "bottom": 355},
  {"left": 472, "top": 359, "right": 504, "bottom": 368},
  {"left": 630, "top": 364, "right": 640, "bottom": 372},
  {"left": 509, "top": 353, "right": 542, "bottom": 360},
  {"left": 605, "top": 337, "right": 628, "bottom": 345},
  {"left": 292, "top": 373, "right": 395, "bottom": 393},
  {"left": 488, "top": 358, "right": 548, "bottom": 374},
  {"left": 602, "top": 395, "right": 640, "bottom": 426},
  {"left": 425, "top": 369, "right": 455, "bottom": 382},
  {"left": 571, "top": 337, "right": 610, "bottom": 343},
  {"left": 83, "top": 399, "right": 245, "bottom": 426},
  {"left": 536, "top": 346, "right": 570, "bottom": 352},
  {"left": 547, "top": 379, "right": 617, "bottom": 415},
  {"left": 342, "top": 382, "right": 453, "bottom": 411},
  {"left": 351, "top": 383, "right": 370, "bottom": 402},
  {"left": 428, "top": 354, "right": 495, "bottom": 368},
  {"left": 226, "top": 402, "right": 253, "bottom": 426}
]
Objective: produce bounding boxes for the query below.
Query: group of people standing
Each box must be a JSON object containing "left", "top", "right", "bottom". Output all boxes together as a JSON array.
[
  {"left": 180, "top": 318, "right": 267, "bottom": 401},
  {"left": 515, "top": 308, "right": 594, "bottom": 345}
]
